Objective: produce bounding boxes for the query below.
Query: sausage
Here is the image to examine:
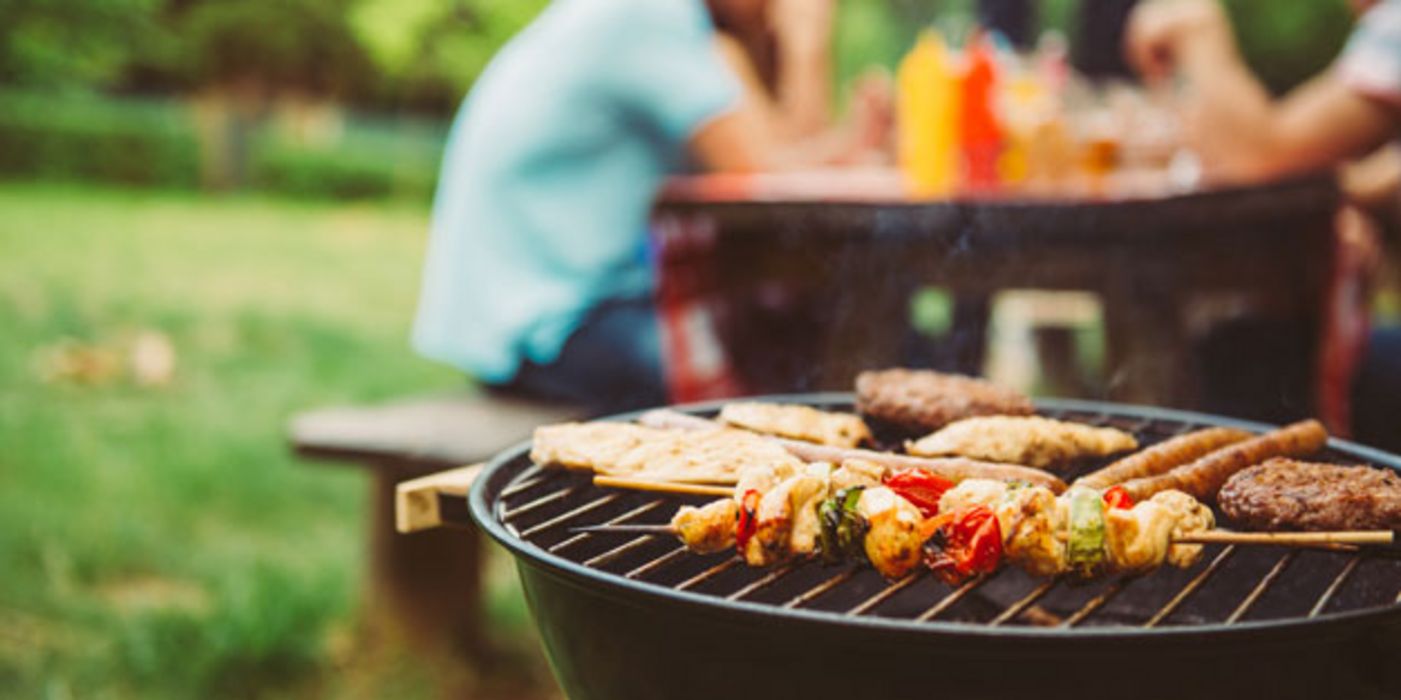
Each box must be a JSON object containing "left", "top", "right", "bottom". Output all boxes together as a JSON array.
[
  {"left": 778, "top": 440, "right": 1067, "bottom": 494},
  {"left": 1074, "top": 427, "right": 1253, "bottom": 489},
  {"left": 640, "top": 408, "right": 1067, "bottom": 493},
  {"left": 1119, "top": 420, "right": 1327, "bottom": 502}
]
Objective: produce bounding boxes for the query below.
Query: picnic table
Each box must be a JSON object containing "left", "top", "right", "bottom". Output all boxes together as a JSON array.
[{"left": 650, "top": 170, "right": 1345, "bottom": 425}]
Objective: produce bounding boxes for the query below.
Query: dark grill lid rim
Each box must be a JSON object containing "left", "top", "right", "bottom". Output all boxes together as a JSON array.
[{"left": 468, "top": 394, "right": 1401, "bottom": 643}]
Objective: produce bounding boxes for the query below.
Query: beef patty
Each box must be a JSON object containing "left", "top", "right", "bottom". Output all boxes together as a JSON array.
[
  {"left": 1217, "top": 458, "right": 1401, "bottom": 531},
  {"left": 854, "top": 369, "right": 1034, "bottom": 433}
]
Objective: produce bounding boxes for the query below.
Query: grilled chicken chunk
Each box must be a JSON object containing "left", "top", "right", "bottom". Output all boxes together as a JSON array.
[
  {"left": 672, "top": 499, "right": 739, "bottom": 554},
  {"left": 734, "top": 459, "right": 802, "bottom": 500},
  {"left": 938, "top": 478, "right": 1010, "bottom": 514},
  {"left": 1000, "top": 486, "right": 1068, "bottom": 577},
  {"left": 746, "top": 469, "right": 830, "bottom": 566},
  {"left": 1104, "top": 502, "right": 1174, "bottom": 573},
  {"left": 908, "top": 416, "right": 1138, "bottom": 470},
  {"left": 830, "top": 459, "right": 888, "bottom": 491},
  {"left": 1149, "top": 490, "right": 1215, "bottom": 567},
  {"left": 719, "top": 402, "right": 872, "bottom": 448},
  {"left": 856, "top": 486, "right": 926, "bottom": 579},
  {"left": 532, "top": 422, "right": 803, "bottom": 484}
]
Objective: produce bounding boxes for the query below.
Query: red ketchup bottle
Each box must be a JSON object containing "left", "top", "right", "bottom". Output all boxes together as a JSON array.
[{"left": 958, "top": 36, "right": 1004, "bottom": 191}]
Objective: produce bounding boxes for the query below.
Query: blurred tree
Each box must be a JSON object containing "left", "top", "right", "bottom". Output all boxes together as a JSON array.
[
  {"left": 0, "top": 0, "right": 161, "bottom": 89},
  {"left": 180, "top": 0, "right": 374, "bottom": 98},
  {"left": 352, "top": 0, "right": 549, "bottom": 113}
]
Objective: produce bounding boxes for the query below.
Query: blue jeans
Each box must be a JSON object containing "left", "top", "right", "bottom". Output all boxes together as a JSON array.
[
  {"left": 493, "top": 297, "right": 668, "bottom": 416},
  {"left": 1354, "top": 326, "right": 1401, "bottom": 453}
]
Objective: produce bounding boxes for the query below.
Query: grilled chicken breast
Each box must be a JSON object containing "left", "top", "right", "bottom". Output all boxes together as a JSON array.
[
  {"left": 908, "top": 416, "right": 1138, "bottom": 470},
  {"left": 719, "top": 402, "right": 872, "bottom": 448},
  {"left": 532, "top": 422, "right": 803, "bottom": 484}
]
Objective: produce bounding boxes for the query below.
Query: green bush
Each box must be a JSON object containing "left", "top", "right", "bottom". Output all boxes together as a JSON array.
[
  {"left": 0, "top": 90, "right": 201, "bottom": 188},
  {"left": 248, "top": 124, "right": 442, "bottom": 201},
  {"left": 0, "top": 89, "right": 445, "bottom": 200}
]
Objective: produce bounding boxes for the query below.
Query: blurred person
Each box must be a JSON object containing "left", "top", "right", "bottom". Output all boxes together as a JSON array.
[
  {"left": 413, "top": 0, "right": 890, "bottom": 415},
  {"left": 1125, "top": 0, "right": 1401, "bottom": 450},
  {"left": 1125, "top": 0, "right": 1400, "bottom": 183}
]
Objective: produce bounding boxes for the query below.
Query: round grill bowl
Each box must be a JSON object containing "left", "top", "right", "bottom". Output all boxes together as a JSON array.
[{"left": 469, "top": 397, "right": 1401, "bottom": 700}]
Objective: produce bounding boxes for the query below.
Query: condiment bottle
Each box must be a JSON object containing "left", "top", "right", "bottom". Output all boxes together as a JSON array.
[
  {"left": 898, "top": 31, "right": 960, "bottom": 197},
  {"left": 958, "top": 35, "right": 1003, "bottom": 191}
]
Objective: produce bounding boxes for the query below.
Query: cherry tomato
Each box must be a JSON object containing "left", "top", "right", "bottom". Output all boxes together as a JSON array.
[
  {"left": 735, "top": 489, "right": 761, "bottom": 551},
  {"left": 1102, "top": 485, "right": 1135, "bottom": 510},
  {"left": 883, "top": 468, "right": 954, "bottom": 518},
  {"left": 923, "top": 506, "right": 1003, "bottom": 584}
]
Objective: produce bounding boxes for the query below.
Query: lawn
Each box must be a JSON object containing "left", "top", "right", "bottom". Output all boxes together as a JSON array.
[{"left": 0, "top": 184, "right": 551, "bottom": 697}]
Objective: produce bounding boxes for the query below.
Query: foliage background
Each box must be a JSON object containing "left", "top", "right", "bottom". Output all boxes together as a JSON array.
[{"left": 0, "top": 0, "right": 1358, "bottom": 201}]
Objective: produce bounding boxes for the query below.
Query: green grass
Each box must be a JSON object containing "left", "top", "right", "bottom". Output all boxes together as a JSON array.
[{"left": 0, "top": 184, "right": 545, "bottom": 697}]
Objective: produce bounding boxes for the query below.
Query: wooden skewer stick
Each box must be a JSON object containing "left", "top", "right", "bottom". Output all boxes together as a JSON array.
[
  {"left": 573, "top": 521, "right": 1398, "bottom": 553},
  {"left": 1174, "top": 530, "right": 1396, "bottom": 547},
  {"left": 572, "top": 523, "right": 676, "bottom": 536},
  {"left": 592, "top": 476, "right": 732, "bottom": 498}
]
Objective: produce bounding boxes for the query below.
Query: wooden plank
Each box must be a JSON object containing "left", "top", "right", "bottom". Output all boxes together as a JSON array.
[{"left": 395, "top": 463, "right": 483, "bottom": 533}]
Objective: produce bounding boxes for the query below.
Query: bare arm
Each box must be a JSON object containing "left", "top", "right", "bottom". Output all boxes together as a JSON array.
[
  {"left": 693, "top": 33, "right": 890, "bottom": 172},
  {"left": 1127, "top": 0, "right": 1400, "bottom": 182},
  {"left": 767, "top": 0, "right": 834, "bottom": 139}
]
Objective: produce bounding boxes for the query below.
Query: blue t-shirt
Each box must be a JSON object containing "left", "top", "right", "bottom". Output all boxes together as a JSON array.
[{"left": 412, "top": 0, "right": 740, "bottom": 382}]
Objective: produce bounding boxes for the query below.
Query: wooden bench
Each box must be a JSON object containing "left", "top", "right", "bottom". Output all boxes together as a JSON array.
[{"left": 288, "top": 390, "right": 583, "bottom": 658}]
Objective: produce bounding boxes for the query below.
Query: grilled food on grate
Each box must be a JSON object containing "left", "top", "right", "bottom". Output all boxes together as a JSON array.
[
  {"left": 1218, "top": 458, "right": 1401, "bottom": 531},
  {"left": 906, "top": 415, "right": 1138, "bottom": 469},
  {"left": 855, "top": 368, "right": 1034, "bottom": 432},
  {"left": 639, "top": 407, "right": 1068, "bottom": 492},
  {"left": 718, "top": 402, "right": 872, "bottom": 448},
  {"left": 665, "top": 455, "right": 1213, "bottom": 581},
  {"left": 1074, "top": 427, "right": 1254, "bottom": 489},
  {"left": 531, "top": 422, "right": 802, "bottom": 484},
  {"left": 1119, "top": 420, "right": 1327, "bottom": 502}
]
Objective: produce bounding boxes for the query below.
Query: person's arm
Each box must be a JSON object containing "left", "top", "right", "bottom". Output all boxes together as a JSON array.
[
  {"left": 699, "top": 30, "right": 892, "bottom": 172},
  {"left": 1126, "top": 0, "right": 1401, "bottom": 182},
  {"left": 688, "top": 101, "right": 879, "bottom": 172},
  {"left": 768, "top": 0, "right": 835, "bottom": 139}
]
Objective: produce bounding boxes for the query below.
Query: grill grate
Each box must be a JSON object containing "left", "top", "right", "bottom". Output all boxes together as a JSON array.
[{"left": 488, "top": 401, "right": 1401, "bottom": 632}]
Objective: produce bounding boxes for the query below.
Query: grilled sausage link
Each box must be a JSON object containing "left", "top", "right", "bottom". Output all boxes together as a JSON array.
[
  {"left": 1074, "top": 427, "right": 1253, "bottom": 489},
  {"left": 1120, "top": 420, "right": 1327, "bottom": 502}
]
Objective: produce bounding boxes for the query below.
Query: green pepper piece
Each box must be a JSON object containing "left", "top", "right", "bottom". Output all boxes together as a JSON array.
[
  {"left": 817, "top": 494, "right": 844, "bottom": 565},
  {"left": 836, "top": 487, "right": 869, "bottom": 562},
  {"left": 1067, "top": 487, "right": 1106, "bottom": 577}
]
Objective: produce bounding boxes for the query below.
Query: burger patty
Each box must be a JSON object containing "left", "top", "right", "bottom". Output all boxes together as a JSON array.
[
  {"left": 1217, "top": 458, "right": 1401, "bottom": 531},
  {"left": 854, "top": 369, "right": 1033, "bottom": 433}
]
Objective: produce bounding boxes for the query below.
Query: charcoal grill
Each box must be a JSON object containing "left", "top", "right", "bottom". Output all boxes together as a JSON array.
[{"left": 467, "top": 396, "right": 1401, "bottom": 700}]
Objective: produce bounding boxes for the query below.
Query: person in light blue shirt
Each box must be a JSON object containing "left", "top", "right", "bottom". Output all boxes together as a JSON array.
[{"left": 413, "top": 0, "right": 884, "bottom": 413}]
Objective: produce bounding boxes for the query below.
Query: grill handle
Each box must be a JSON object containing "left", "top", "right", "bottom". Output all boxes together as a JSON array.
[{"left": 395, "top": 463, "right": 483, "bottom": 533}]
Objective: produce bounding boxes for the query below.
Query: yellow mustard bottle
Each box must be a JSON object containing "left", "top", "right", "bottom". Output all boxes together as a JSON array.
[{"left": 898, "top": 32, "right": 960, "bottom": 197}]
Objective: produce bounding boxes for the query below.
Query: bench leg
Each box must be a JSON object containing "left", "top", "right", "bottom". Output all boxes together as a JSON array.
[{"left": 368, "top": 467, "right": 484, "bottom": 659}]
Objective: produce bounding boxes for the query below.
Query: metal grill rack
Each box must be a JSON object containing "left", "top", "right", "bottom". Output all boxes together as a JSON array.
[{"left": 486, "top": 399, "right": 1401, "bottom": 632}]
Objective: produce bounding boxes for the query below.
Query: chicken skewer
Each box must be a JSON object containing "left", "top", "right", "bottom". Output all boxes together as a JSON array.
[{"left": 584, "top": 459, "right": 1226, "bottom": 581}]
